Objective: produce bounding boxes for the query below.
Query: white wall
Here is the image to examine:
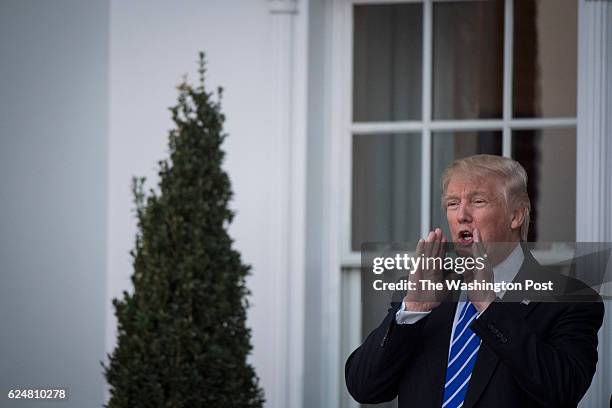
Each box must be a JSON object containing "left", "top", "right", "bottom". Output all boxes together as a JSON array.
[
  {"left": 0, "top": 1, "right": 109, "bottom": 407},
  {"left": 107, "top": 1, "right": 292, "bottom": 406}
]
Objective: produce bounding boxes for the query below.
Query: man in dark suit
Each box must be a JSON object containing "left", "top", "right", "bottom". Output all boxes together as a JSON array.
[{"left": 345, "top": 155, "right": 604, "bottom": 408}]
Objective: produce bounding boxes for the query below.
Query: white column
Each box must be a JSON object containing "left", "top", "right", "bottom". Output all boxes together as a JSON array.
[
  {"left": 267, "top": 0, "right": 308, "bottom": 407},
  {"left": 576, "top": 1, "right": 612, "bottom": 407}
]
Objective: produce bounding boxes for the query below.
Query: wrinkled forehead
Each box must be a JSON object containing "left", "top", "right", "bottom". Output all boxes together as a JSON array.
[{"left": 444, "top": 173, "right": 505, "bottom": 199}]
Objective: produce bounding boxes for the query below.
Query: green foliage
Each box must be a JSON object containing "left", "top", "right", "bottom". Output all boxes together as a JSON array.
[{"left": 103, "top": 53, "right": 264, "bottom": 408}]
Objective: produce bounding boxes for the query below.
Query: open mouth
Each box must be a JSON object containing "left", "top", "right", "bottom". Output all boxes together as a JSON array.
[{"left": 458, "top": 230, "right": 473, "bottom": 244}]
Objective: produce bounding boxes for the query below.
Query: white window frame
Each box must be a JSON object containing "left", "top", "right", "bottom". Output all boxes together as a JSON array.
[
  {"left": 340, "top": 0, "right": 578, "bottom": 268},
  {"left": 323, "top": 0, "right": 610, "bottom": 406},
  {"left": 329, "top": 1, "right": 586, "bottom": 407}
]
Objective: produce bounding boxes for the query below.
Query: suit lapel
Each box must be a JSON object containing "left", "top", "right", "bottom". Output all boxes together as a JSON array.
[{"left": 462, "top": 247, "right": 542, "bottom": 408}]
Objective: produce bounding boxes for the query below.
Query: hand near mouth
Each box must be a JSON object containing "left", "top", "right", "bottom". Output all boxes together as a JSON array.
[
  {"left": 465, "top": 228, "right": 496, "bottom": 313},
  {"left": 404, "top": 228, "right": 447, "bottom": 313}
]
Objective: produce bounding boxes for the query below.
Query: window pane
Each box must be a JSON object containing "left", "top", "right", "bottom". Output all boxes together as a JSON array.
[
  {"left": 512, "top": 128, "right": 576, "bottom": 241},
  {"left": 352, "top": 134, "right": 421, "bottom": 250},
  {"left": 353, "top": 4, "right": 423, "bottom": 122},
  {"left": 430, "top": 131, "right": 503, "bottom": 234},
  {"left": 433, "top": 0, "right": 504, "bottom": 120},
  {"left": 513, "top": 0, "right": 577, "bottom": 118}
]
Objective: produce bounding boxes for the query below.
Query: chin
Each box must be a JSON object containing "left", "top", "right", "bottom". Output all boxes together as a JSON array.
[{"left": 453, "top": 242, "right": 474, "bottom": 257}]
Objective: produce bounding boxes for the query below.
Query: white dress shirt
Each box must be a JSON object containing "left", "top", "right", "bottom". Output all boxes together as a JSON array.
[{"left": 395, "top": 243, "right": 525, "bottom": 328}]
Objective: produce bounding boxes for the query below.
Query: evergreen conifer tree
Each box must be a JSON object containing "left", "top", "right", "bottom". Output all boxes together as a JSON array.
[{"left": 104, "top": 53, "right": 264, "bottom": 408}]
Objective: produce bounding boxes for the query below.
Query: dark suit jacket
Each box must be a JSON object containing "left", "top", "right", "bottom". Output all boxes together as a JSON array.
[{"left": 345, "top": 249, "right": 605, "bottom": 407}]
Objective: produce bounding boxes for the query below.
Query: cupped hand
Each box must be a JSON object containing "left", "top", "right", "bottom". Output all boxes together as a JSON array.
[{"left": 404, "top": 228, "right": 447, "bottom": 312}]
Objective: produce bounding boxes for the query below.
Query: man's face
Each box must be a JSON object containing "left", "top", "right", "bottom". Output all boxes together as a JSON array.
[{"left": 444, "top": 175, "right": 521, "bottom": 260}]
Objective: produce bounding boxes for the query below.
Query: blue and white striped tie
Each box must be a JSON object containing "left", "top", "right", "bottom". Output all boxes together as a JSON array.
[{"left": 442, "top": 302, "right": 481, "bottom": 408}]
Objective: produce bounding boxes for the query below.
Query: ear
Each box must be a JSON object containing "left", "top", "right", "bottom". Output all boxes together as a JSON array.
[{"left": 510, "top": 206, "right": 526, "bottom": 231}]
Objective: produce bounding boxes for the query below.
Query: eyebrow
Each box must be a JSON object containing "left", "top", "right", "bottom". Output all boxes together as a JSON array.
[{"left": 444, "top": 191, "right": 492, "bottom": 201}]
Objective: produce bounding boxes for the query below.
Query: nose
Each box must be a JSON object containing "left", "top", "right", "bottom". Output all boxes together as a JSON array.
[{"left": 456, "top": 202, "right": 472, "bottom": 224}]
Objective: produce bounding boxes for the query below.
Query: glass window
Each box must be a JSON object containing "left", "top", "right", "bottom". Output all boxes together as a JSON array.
[
  {"left": 353, "top": 4, "right": 423, "bottom": 122},
  {"left": 352, "top": 133, "right": 421, "bottom": 251},
  {"left": 513, "top": 0, "right": 577, "bottom": 117},
  {"left": 433, "top": 0, "right": 504, "bottom": 120},
  {"left": 342, "top": 2, "right": 579, "bottom": 406},
  {"left": 349, "top": 0, "right": 577, "bottom": 251},
  {"left": 512, "top": 128, "right": 576, "bottom": 241}
]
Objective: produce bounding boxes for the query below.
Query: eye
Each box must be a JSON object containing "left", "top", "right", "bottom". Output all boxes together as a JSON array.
[
  {"left": 446, "top": 200, "right": 459, "bottom": 208},
  {"left": 473, "top": 198, "right": 486, "bottom": 205}
]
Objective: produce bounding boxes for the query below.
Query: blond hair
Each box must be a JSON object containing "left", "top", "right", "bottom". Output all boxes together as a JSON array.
[{"left": 441, "top": 154, "right": 531, "bottom": 241}]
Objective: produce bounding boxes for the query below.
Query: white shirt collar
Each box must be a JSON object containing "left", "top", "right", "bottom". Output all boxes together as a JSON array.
[{"left": 492, "top": 243, "right": 525, "bottom": 298}]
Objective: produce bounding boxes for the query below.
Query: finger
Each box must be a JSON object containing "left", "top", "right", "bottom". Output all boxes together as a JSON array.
[
  {"left": 431, "top": 228, "right": 441, "bottom": 258},
  {"left": 424, "top": 230, "right": 435, "bottom": 258},
  {"left": 415, "top": 238, "right": 425, "bottom": 256},
  {"left": 435, "top": 230, "right": 447, "bottom": 257},
  {"left": 412, "top": 238, "right": 426, "bottom": 280},
  {"left": 472, "top": 228, "right": 486, "bottom": 258},
  {"left": 433, "top": 236, "right": 448, "bottom": 283},
  {"left": 471, "top": 228, "right": 493, "bottom": 282},
  {"left": 439, "top": 236, "right": 447, "bottom": 258}
]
